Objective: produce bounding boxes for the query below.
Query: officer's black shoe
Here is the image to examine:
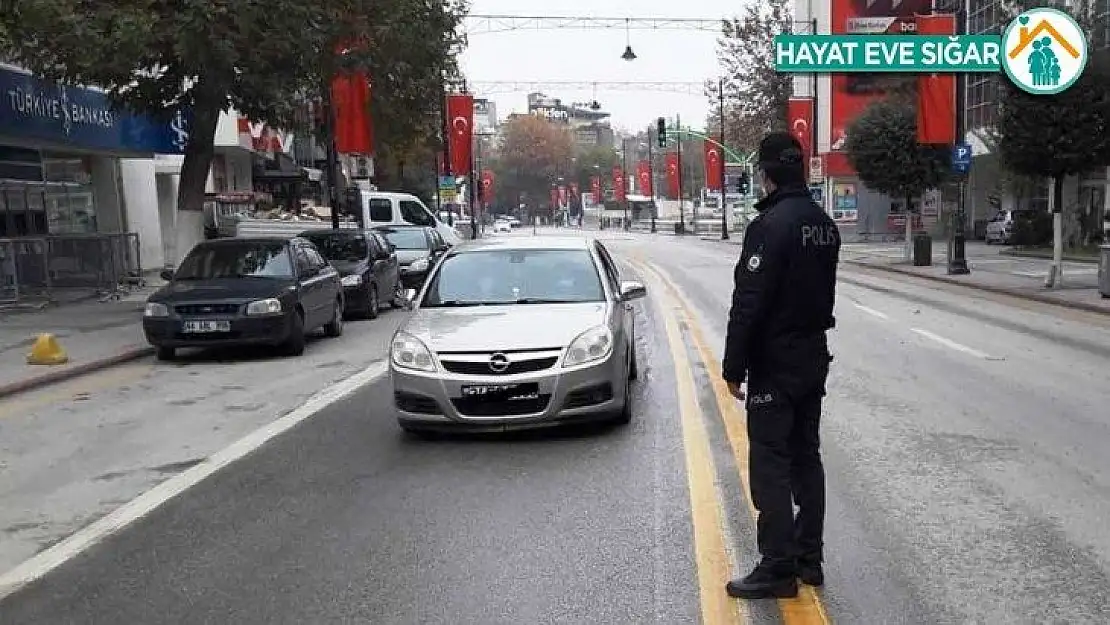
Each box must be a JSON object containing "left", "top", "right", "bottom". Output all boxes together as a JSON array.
[
  {"left": 725, "top": 565, "right": 798, "bottom": 599},
  {"left": 798, "top": 561, "right": 824, "bottom": 587}
]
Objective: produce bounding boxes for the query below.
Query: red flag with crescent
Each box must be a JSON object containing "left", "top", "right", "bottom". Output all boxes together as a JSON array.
[
  {"left": 704, "top": 140, "right": 723, "bottom": 191},
  {"left": 480, "top": 169, "right": 494, "bottom": 201},
  {"left": 332, "top": 72, "right": 373, "bottom": 154},
  {"left": 636, "top": 160, "right": 653, "bottom": 196},
  {"left": 446, "top": 94, "right": 474, "bottom": 175},
  {"left": 591, "top": 176, "right": 602, "bottom": 204},
  {"left": 557, "top": 186, "right": 567, "bottom": 206},
  {"left": 550, "top": 187, "right": 559, "bottom": 208},
  {"left": 664, "top": 152, "right": 680, "bottom": 199},
  {"left": 787, "top": 98, "right": 814, "bottom": 171},
  {"left": 612, "top": 166, "right": 626, "bottom": 202}
]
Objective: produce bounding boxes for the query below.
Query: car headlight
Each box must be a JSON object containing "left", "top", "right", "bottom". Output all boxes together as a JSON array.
[
  {"left": 341, "top": 274, "right": 363, "bottom": 287},
  {"left": 245, "top": 298, "right": 282, "bottom": 316},
  {"left": 409, "top": 258, "right": 430, "bottom": 272},
  {"left": 144, "top": 302, "right": 169, "bottom": 318},
  {"left": 391, "top": 331, "right": 436, "bottom": 372},
  {"left": 563, "top": 325, "right": 613, "bottom": 367}
]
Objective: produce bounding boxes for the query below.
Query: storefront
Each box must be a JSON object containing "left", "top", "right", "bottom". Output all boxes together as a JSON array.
[{"left": 0, "top": 64, "right": 187, "bottom": 238}]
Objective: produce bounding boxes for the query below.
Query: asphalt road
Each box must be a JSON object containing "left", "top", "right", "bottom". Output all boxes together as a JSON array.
[{"left": 2, "top": 228, "right": 1109, "bottom": 624}]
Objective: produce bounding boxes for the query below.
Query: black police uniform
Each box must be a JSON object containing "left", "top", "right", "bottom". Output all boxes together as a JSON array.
[{"left": 722, "top": 173, "right": 840, "bottom": 596}]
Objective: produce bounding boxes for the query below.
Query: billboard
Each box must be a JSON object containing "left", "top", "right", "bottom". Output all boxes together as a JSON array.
[{"left": 828, "top": 0, "right": 931, "bottom": 176}]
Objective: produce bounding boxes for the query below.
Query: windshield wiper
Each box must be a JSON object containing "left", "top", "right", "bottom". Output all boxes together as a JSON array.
[
  {"left": 427, "top": 300, "right": 487, "bottom": 307},
  {"left": 513, "top": 298, "right": 581, "bottom": 304}
]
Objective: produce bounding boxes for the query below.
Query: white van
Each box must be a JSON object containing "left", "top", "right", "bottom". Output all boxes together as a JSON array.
[{"left": 356, "top": 191, "right": 462, "bottom": 245}]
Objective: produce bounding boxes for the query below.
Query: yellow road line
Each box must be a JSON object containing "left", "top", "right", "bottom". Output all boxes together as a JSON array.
[
  {"left": 632, "top": 256, "right": 833, "bottom": 625},
  {"left": 647, "top": 265, "right": 745, "bottom": 625}
]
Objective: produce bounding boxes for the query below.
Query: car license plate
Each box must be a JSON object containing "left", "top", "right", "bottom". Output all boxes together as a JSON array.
[
  {"left": 182, "top": 320, "right": 231, "bottom": 333},
  {"left": 460, "top": 383, "right": 540, "bottom": 401}
]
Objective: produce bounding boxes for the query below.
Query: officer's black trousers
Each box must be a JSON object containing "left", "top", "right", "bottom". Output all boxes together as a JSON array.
[{"left": 745, "top": 381, "right": 825, "bottom": 574}]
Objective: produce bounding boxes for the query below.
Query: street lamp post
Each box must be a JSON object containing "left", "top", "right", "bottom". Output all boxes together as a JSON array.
[
  {"left": 645, "top": 137, "right": 656, "bottom": 233},
  {"left": 948, "top": 6, "right": 970, "bottom": 275},
  {"left": 676, "top": 113, "right": 685, "bottom": 234},
  {"left": 594, "top": 164, "right": 603, "bottom": 230},
  {"left": 622, "top": 138, "right": 630, "bottom": 231},
  {"left": 718, "top": 77, "right": 728, "bottom": 241}
]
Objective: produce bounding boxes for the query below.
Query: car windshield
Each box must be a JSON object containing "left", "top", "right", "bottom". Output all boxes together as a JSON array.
[
  {"left": 380, "top": 229, "right": 429, "bottom": 250},
  {"left": 303, "top": 233, "right": 367, "bottom": 261},
  {"left": 174, "top": 242, "right": 293, "bottom": 280},
  {"left": 422, "top": 249, "right": 605, "bottom": 307}
]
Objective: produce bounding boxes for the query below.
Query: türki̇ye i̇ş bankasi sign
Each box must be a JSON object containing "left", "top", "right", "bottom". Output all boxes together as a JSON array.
[{"left": 774, "top": 8, "right": 1091, "bottom": 95}]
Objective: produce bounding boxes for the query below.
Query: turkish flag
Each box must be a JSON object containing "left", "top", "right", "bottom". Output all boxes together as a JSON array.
[
  {"left": 664, "top": 152, "right": 680, "bottom": 199},
  {"left": 591, "top": 176, "right": 602, "bottom": 204},
  {"left": 332, "top": 72, "right": 373, "bottom": 154},
  {"left": 612, "top": 166, "right": 626, "bottom": 202},
  {"left": 787, "top": 98, "right": 814, "bottom": 171},
  {"left": 703, "top": 140, "right": 723, "bottom": 191},
  {"left": 915, "top": 14, "right": 957, "bottom": 144},
  {"left": 550, "top": 187, "right": 559, "bottom": 208},
  {"left": 557, "top": 186, "right": 567, "bottom": 206},
  {"left": 480, "top": 169, "right": 494, "bottom": 202},
  {"left": 636, "top": 160, "right": 653, "bottom": 196},
  {"left": 445, "top": 94, "right": 474, "bottom": 176}
]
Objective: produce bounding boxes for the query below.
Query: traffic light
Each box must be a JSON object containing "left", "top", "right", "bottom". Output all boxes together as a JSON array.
[
  {"left": 656, "top": 117, "right": 666, "bottom": 148},
  {"left": 737, "top": 171, "right": 751, "bottom": 195}
]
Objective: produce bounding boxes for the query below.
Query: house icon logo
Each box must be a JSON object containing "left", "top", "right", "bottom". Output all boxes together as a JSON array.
[{"left": 1001, "top": 8, "right": 1088, "bottom": 95}]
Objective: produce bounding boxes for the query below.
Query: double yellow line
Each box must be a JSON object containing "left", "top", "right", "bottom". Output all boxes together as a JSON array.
[{"left": 628, "top": 255, "right": 832, "bottom": 625}]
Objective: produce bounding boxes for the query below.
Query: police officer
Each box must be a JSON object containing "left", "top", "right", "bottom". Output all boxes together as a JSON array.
[{"left": 722, "top": 132, "right": 840, "bottom": 600}]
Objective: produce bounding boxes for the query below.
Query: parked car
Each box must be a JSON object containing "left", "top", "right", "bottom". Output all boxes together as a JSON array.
[
  {"left": 493, "top": 220, "right": 512, "bottom": 234},
  {"left": 373, "top": 225, "right": 451, "bottom": 290},
  {"left": 143, "top": 237, "right": 344, "bottom": 360},
  {"left": 985, "top": 208, "right": 1035, "bottom": 245},
  {"left": 300, "top": 229, "right": 401, "bottom": 319},
  {"left": 389, "top": 236, "right": 646, "bottom": 436}
]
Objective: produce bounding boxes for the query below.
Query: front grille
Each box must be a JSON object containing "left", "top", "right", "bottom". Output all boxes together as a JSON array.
[
  {"left": 440, "top": 357, "right": 557, "bottom": 376},
  {"left": 395, "top": 391, "right": 442, "bottom": 415},
  {"left": 452, "top": 394, "right": 551, "bottom": 417},
  {"left": 176, "top": 303, "right": 240, "bottom": 316}
]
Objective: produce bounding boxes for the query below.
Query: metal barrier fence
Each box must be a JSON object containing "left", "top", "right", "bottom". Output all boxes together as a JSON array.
[{"left": 0, "top": 233, "right": 143, "bottom": 305}]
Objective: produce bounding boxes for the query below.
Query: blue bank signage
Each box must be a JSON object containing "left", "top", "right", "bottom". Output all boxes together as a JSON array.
[{"left": 0, "top": 67, "right": 190, "bottom": 154}]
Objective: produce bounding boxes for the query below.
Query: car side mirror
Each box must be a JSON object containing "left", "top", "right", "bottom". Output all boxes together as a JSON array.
[
  {"left": 402, "top": 288, "right": 418, "bottom": 310},
  {"left": 619, "top": 280, "right": 647, "bottom": 302},
  {"left": 160, "top": 268, "right": 174, "bottom": 282}
]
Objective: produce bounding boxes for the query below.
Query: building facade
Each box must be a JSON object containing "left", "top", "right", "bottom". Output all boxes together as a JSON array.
[{"left": 790, "top": 0, "right": 1110, "bottom": 241}]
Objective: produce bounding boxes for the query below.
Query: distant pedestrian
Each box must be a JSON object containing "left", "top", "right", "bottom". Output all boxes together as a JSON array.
[{"left": 721, "top": 131, "right": 841, "bottom": 599}]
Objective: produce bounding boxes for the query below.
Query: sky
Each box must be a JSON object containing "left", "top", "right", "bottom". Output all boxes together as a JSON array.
[{"left": 459, "top": 0, "right": 738, "bottom": 133}]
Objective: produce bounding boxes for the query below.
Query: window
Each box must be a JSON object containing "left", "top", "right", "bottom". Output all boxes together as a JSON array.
[
  {"left": 305, "top": 247, "right": 328, "bottom": 270},
  {"left": 175, "top": 243, "right": 294, "bottom": 280},
  {"left": 422, "top": 249, "right": 605, "bottom": 306},
  {"left": 368, "top": 198, "right": 393, "bottom": 222},
  {"left": 594, "top": 243, "right": 621, "bottom": 293},
  {"left": 371, "top": 231, "right": 395, "bottom": 253},
  {"left": 400, "top": 200, "right": 435, "bottom": 226},
  {"left": 302, "top": 232, "right": 368, "bottom": 261},
  {"left": 379, "top": 228, "right": 431, "bottom": 250},
  {"left": 294, "top": 248, "right": 314, "bottom": 276}
]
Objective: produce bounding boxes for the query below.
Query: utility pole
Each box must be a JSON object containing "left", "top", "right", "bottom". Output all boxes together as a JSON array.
[
  {"left": 622, "top": 137, "right": 630, "bottom": 230},
  {"left": 719, "top": 77, "right": 728, "bottom": 240},
  {"left": 947, "top": 5, "right": 970, "bottom": 275},
  {"left": 321, "top": 80, "right": 342, "bottom": 229},
  {"left": 676, "top": 113, "right": 685, "bottom": 234},
  {"left": 647, "top": 125, "right": 656, "bottom": 233},
  {"left": 440, "top": 77, "right": 452, "bottom": 219}
]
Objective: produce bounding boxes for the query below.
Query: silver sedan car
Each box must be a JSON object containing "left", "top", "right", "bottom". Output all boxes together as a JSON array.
[{"left": 389, "top": 236, "right": 646, "bottom": 434}]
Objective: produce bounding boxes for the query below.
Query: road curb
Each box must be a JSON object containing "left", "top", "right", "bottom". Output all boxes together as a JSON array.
[
  {"left": 846, "top": 260, "right": 1110, "bottom": 316},
  {"left": 0, "top": 346, "right": 155, "bottom": 400},
  {"left": 999, "top": 249, "right": 1099, "bottom": 264}
]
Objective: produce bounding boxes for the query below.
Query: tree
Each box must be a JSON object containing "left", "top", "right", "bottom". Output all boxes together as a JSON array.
[
  {"left": 710, "top": 0, "right": 794, "bottom": 158},
  {"left": 1, "top": 0, "right": 463, "bottom": 216},
  {"left": 572, "top": 145, "right": 620, "bottom": 195},
  {"left": 844, "top": 98, "right": 950, "bottom": 256},
  {"left": 491, "top": 116, "right": 575, "bottom": 216}
]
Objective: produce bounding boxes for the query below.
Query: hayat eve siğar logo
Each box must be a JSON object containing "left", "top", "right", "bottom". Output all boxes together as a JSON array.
[{"left": 1001, "top": 8, "right": 1088, "bottom": 95}]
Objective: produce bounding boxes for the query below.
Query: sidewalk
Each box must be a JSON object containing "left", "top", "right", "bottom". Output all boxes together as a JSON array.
[
  {"left": 843, "top": 249, "right": 1110, "bottom": 315},
  {"left": 0, "top": 286, "right": 159, "bottom": 398}
]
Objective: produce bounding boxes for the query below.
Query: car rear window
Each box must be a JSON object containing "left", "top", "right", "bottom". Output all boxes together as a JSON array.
[
  {"left": 379, "top": 228, "right": 428, "bottom": 249},
  {"left": 175, "top": 243, "right": 293, "bottom": 280},
  {"left": 422, "top": 249, "right": 605, "bottom": 306},
  {"left": 302, "top": 233, "right": 368, "bottom": 261}
]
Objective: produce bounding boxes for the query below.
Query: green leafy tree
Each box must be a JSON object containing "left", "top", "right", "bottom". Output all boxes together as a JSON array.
[
  {"left": 844, "top": 98, "right": 950, "bottom": 239},
  {"left": 1, "top": 0, "right": 463, "bottom": 215},
  {"left": 709, "top": 0, "right": 794, "bottom": 157},
  {"left": 572, "top": 145, "right": 620, "bottom": 196},
  {"left": 998, "top": 49, "right": 1110, "bottom": 231},
  {"left": 491, "top": 115, "right": 575, "bottom": 217}
]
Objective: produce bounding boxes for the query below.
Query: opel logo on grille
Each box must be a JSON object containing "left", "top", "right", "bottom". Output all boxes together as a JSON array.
[{"left": 488, "top": 353, "right": 511, "bottom": 373}]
